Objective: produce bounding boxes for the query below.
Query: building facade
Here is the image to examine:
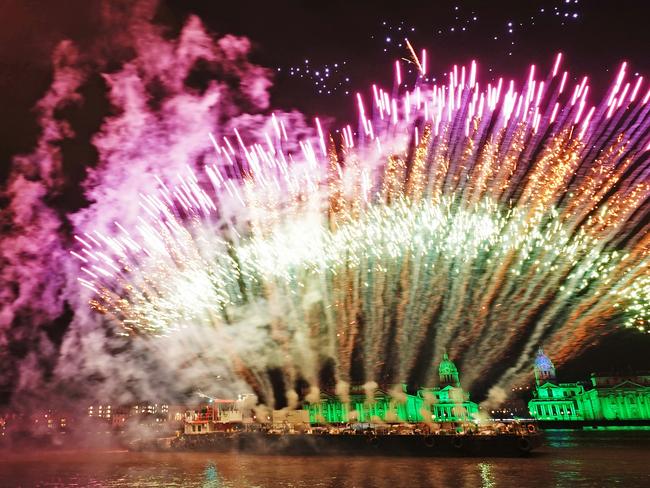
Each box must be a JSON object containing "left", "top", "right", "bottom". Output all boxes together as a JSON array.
[
  {"left": 304, "top": 353, "right": 479, "bottom": 424},
  {"left": 528, "top": 349, "right": 650, "bottom": 421}
]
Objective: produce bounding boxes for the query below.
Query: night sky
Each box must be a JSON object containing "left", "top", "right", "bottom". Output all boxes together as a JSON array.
[
  {"left": 3, "top": 0, "right": 650, "bottom": 177},
  {"left": 1, "top": 0, "right": 650, "bottom": 405}
]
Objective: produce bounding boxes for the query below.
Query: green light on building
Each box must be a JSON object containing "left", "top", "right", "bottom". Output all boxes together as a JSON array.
[
  {"left": 303, "top": 353, "right": 479, "bottom": 424},
  {"left": 528, "top": 349, "right": 650, "bottom": 422}
]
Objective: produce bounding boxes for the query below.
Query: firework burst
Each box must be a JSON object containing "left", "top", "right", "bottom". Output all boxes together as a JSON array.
[{"left": 73, "top": 53, "right": 650, "bottom": 403}]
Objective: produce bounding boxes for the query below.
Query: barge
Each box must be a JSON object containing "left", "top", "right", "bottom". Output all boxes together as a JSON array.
[
  {"left": 143, "top": 420, "right": 543, "bottom": 457},
  {"left": 167, "top": 427, "right": 542, "bottom": 457}
]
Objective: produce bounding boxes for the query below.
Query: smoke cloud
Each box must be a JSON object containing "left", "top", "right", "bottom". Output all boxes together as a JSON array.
[{"left": 0, "top": 0, "right": 313, "bottom": 409}]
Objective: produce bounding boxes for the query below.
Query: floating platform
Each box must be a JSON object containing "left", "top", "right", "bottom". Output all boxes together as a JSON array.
[{"left": 157, "top": 431, "right": 543, "bottom": 457}]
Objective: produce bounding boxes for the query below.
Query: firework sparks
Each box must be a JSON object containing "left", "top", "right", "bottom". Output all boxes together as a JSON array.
[{"left": 74, "top": 55, "right": 650, "bottom": 401}]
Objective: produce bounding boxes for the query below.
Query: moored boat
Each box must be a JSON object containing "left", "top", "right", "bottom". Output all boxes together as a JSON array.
[{"left": 158, "top": 422, "right": 543, "bottom": 457}]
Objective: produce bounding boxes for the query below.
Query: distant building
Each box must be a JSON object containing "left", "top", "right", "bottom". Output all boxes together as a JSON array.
[
  {"left": 130, "top": 403, "right": 169, "bottom": 417},
  {"left": 303, "top": 384, "right": 406, "bottom": 424},
  {"left": 422, "top": 353, "right": 479, "bottom": 422},
  {"left": 167, "top": 405, "right": 187, "bottom": 423},
  {"left": 0, "top": 409, "right": 70, "bottom": 438},
  {"left": 110, "top": 406, "right": 130, "bottom": 428},
  {"left": 303, "top": 353, "right": 479, "bottom": 424},
  {"left": 181, "top": 354, "right": 479, "bottom": 430},
  {"left": 86, "top": 402, "right": 184, "bottom": 430},
  {"left": 528, "top": 348, "right": 650, "bottom": 421},
  {"left": 87, "top": 404, "right": 113, "bottom": 420}
]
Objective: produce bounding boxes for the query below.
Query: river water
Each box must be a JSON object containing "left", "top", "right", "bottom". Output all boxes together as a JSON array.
[{"left": 0, "top": 431, "right": 648, "bottom": 487}]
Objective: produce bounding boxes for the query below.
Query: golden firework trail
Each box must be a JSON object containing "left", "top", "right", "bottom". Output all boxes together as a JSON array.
[{"left": 73, "top": 55, "right": 650, "bottom": 401}]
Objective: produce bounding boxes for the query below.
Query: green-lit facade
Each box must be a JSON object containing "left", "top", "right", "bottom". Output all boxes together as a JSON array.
[
  {"left": 304, "top": 354, "right": 479, "bottom": 424},
  {"left": 529, "top": 349, "right": 650, "bottom": 421}
]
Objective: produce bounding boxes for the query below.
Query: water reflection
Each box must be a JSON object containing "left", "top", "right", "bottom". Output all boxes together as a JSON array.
[
  {"left": 478, "top": 463, "right": 495, "bottom": 488},
  {"left": 551, "top": 458, "right": 584, "bottom": 487},
  {"left": 0, "top": 431, "right": 648, "bottom": 487},
  {"left": 545, "top": 431, "right": 580, "bottom": 449},
  {"left": 204, "top": 462, "right": 222, "bottom": 488}
]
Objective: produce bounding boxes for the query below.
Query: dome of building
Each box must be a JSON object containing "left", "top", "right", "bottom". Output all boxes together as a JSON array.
[
  {"left": 533, "top": 347, "right": 556, "bottom": 384},
  {"left": 534, "top": 349, "right": 554, "bottom": 371},
  {"left": 438, "top": 352, "right": 461, "bottom": 387},
  {"left": 439, "top": 353, "right": 458, "bottom": 376}
]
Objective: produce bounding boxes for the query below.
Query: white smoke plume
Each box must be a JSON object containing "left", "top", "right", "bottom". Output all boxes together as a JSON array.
[{"left": 0, "top": 0, "right": 315, "bottom": 410}]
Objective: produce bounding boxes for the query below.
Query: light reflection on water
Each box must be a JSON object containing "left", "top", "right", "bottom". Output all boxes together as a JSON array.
[{"left": 0, "top": 432, "right": 648, "bottom": 488}]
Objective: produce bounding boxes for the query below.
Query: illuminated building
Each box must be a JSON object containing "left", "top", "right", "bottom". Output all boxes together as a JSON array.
[
  {"left": 131, "top": 403, "right": 162, "bottom": 416},
  {"left": 529, "top": 349, "right": 650, "bottom": 421},
  {"left": 168, "top": 405, "right": 187, "bottom": 423},
  {"left": 424, "top": 353, "right": 480, "bottom": 422},
  {"left": 182, "top": 355, "right": 480, "bottom": 433},
  {"left": 87, "top": 404, "right": 112, "bottom": 420},
  {"left": 303, "top": 353, "right": 479, "bottom": 424},
  {"left": 84, "top": 402, "right": 181, "bottom": 430}
]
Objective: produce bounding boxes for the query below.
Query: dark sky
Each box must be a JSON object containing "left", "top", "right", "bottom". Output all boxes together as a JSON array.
[
  {"left": 1, "top": 0, "right": 649, "bottom": 394},
  {"left": 3, "top": 0, "right": 650, "bottom": 181},
  {"left": 165, "top": 0, "right": 650, "bottom": 111}
]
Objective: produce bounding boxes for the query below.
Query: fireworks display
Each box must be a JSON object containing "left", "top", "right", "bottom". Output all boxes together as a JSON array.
[{"left": 73, "top": 51, "right": 649, "bottom": 402}]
